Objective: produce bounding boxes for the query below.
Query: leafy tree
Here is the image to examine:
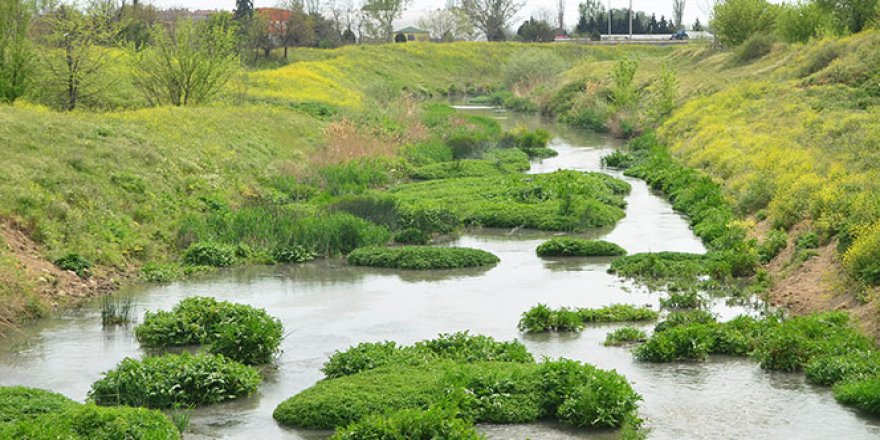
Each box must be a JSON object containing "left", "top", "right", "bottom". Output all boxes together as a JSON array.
[
  {"left": 776, "top": 0, "right": 831, "bottom": 43},
  {"left": 235, "top": 0, "right": 253, "bottom": 20},
  {"left": 575, "top": 0, "right": 605, "bottom": 35},
  {"left": 281, "top": 9, "right": 315, "bottom": 57},
  {"left": 41, "top": 1, "right": 119, "bottom": 111},
  {"left": 693, "top": 17, "right": 704, "bottom": 31},
  {"left": 418, "top": 6, "right": 475, "bottom": 41},
  {"left": 460, "top": 0, "right": 525, "bottom": 41},
  {"left": 815, "top": 0, "right": 878, "bottom": 33},
  {"left": 341, "top": 27, "right": 357, "bottom": 43},
  {"left": 118, "top": 1, "right": 158, "bottom": 49},
  {"left": 712, "top": 0, "right": 779, "bottom": 46},
  {"left": 673, "top": 0, "right": 686, "bottom": 30},
  {"left": 516, "top": 17, "right": 555, "bottom": 42},
  {"left": 130, "top": 18, "right": 238, "bottom": 106},
  {"left": 0, "top": 0, "right": 34, "bottom": 103},
  {"left": 610, "top": 58, "right": 639, "bottom": 111},
  {"left": 647, "top": 63, "right": 679, "bottom": 124},
  {"left": 361, "top": 0, "right": 410, "bottom": 42}
]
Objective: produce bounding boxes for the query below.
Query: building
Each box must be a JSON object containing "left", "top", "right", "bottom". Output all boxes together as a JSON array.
[
  {"left": 256, "top": 7, "right": 293, "bottom": 37},
  {"left": 394, "top": 26, "right": 430, "bottom": 42}
]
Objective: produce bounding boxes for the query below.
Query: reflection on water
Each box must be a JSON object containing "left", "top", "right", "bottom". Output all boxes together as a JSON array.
[{"left": 1, "top": 109, "right": 879, "bottom": 439}]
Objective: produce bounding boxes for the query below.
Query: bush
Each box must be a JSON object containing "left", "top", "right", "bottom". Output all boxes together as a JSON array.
[
  {"left": 135, "top": 296, "right": 283, "bottom": 365},
  {"left": 561, "top": 107, "right": 608, "bottom": 132},
  {"left": 578, "top": 304, "right": 658, "bottom": 323},
  {"left": 604, "top": 327, "right": 648, "bottom": 346},
  {"left": 536, "top": 237, "right": 627, "bottom": 257},
  {"left": 805, "top": 352, "right": 880, "bottom": 386},
  {"left": 89, "top": 352, "right": 261, "bottom": 408},
  {"left": 322, "top": 332, "right": 534, "bottom": 378},
  {"left": 758, "top": 229, "right": 788, "bottom": 263},
  {"left": 601, "top": 151, "right": 636, "bottom": 169},
  {"left": 0, "top": 402, "right": 179, "bottom": 440},
  {"left": 330, "top": 407, "right": 482, "bottom": 440},
  {"left": 634, "top": 324, "right": 715, "bottom": 362},
  {"left": 712, "top": 0, "right": 779, "bottom": 47},
  {"left": 141, "top": 262, "right": 182, "bottom": 282},
  {"left": 518, "top": 304, "right": 584, "bottom": 333},
  {"left": 274, "top": 245, "right": 317, "bottom": 263},
  {"left": 556, "top": 368, "right": 642, "bottom": 428},
  {"left": 393, "top": 228, "right": 431, "bottom": 245},
  {"left": 796, "top": 231, "right": 820, "bottom": 249},
  {"left": 654, "top": 310, "right": 717, "bottom": 332},
  {"left": 53, "top": 253, "right": 92, "bottom": 278},
  {"left": 347, "top": 246, "right": 500, "bottom": 270},
  {"left": 834, "top": 376, "right": 880, "bottom": 415},
  {"left": 182, "top": 242, "right": 236, "bottom": 267},
  {"left": 843, "top": 221, "right": 880, "bottom": 284},
  {"left": 732, "top": 33, "right": 776, "bottom": 64},
  {"left": 659, "top": 291, "right": 704, "bottom": 309},
  {"left": 0, "top": 386, "right": 77, "bottom": 423},
  {"left": 609, "top": 252, "right": 711, "bottom": 286}
]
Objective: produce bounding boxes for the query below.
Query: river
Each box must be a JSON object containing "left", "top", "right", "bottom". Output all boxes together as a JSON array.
[{"left": 1, "top": 108, "right": 878, "bottom": 439}]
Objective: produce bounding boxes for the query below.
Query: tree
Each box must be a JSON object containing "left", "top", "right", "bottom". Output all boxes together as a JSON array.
[
  {"left": 131, "top": 18, "right": 238, "bottom": 106},
  {"left": 711, "top": 0, "right": 778, "bottom": 46},
  {"left": 776, "top": 0, "right": 830, "bottom": 43},
  {"left": 361, "top": 0, "right": 410, "bottom": 42},
  {"left": 516, "top": 17, "right": 555, "bottom": 42},
  {"left": 235, "top": 0, "right": 253, "bottom": 20},
  {"left": 576, "top": 0, "right": 605, "bottom": 36},
  {"left": 815, "top": 0, "right": 878, "bottom": 33},
  {"left": 41, "top": 1, "right": 119, "bottom": 111},
  {"left": 673, "top": 0, "right": 686, "bottom": 30},
  {"left": 610, "top": 58, "right": 639, "bottom": 110},
  {"left": 557, "top": 0, "right": 565, "bottom": 30},
  {"left": 460, "top": 0, "right": 525, "bottom": 41},
  {"left": 693, "top": 17, "right": 704, "bottom": 31},
  {"left": 417, "top": 6, "right": 475, "bottom": 41},
  {"left": 118, "top": 0, "right": 158, "bottom": 49},
  {"left": 0, "top": 0, "right": 34, "bottom": 103}
]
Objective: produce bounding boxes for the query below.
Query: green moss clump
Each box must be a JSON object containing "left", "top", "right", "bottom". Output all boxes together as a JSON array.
[
  {"left": 134, "top": 297, "right": 283, "bottom": 365},
  {"left": 536, "top": 237, "right": 626, "bottom": 257},
  {"left": 834, "top": 376, "right": 880, "bottom": 415},
  {"left": 0, "top": 387, "right": 178, "bottom": 439},
  {"left": 322, "top": 331, "right": 534, "bottom": 378},
  {"left": 330, "top": 407, "right": 483, "bottom": 440},
  {"left": 518, "top": 304, "right": 657, "bottom": 333},
  {"left": 393, "top": 170, "right": 630, "bottom": 233},
  {"left": 89, "top": 352, "right": 261, "bottom": 408},
  {"left": 347, "top": 246, "right": 499, "bottom": 270}
]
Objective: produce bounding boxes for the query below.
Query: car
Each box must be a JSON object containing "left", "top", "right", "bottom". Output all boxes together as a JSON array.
[{"left": 670, "top": 30, "right": 690, "bottom": 40}]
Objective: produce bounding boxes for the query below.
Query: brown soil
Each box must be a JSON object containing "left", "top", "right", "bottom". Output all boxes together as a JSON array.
[
  {"left": 0, "top": 220, "right": 130, "bottom": 334},
  {"left": 762, "top": 221, "right": 880, "bottom": 343}
]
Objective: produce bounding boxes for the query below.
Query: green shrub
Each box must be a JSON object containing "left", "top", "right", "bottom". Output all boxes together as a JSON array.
[
  {"left": 521, "top": 147, "right": 558, "bottom": 159},
  {"left": 0, "top": 403, "right": 179, "bottom": 440},
  {"left": 330, "top": 406, "right": 483, "bottom": 440},
  {"left": 834, "top": 376, "right": 880, "bottom": 415},
  {"left": 182, "top": 242, "right": 236, "bottom": 267},
  {"left": 659, "top": 291, "right": 704, "bottom": 309},
  {"left": 518, "top": 304, "right": 584, "bottom": 333},
  {"left": 805, "top": 352, "right": 880, "bottom": 386},
  {"left": 89, "top": 352, "right": 261, "bottom": 408},
  {"left": 752, "top": 312, "right": 872, "bottom": 372},
  {"left": 634, "top": 324, "right": 714, "bottom": 362},
  {"left": 654, "top": 310, "right": 717, "bottom": 332},
  {"left": 733, "top": 33, "right": 776, "bottom": 64},
  {"left": 796, "top": 231, "right": 820, "bottom": 249},
  {"left": 758, "top": 229, "right": 788, "bottom": 263},
  {"left": 604, "top": 327, "right": 648, "bottom": 346},
  {"left": 609, "top": 252, "right": 711, "bottom": 286},
  {"left": 556, "top": 368, "right": 641, "bottom": 428},
  {"left": 578, "top": 304, "right": 658, "bottom": 323},
  {"left": 135, "top": 296, "right": 283, "bottom": 365},
  {"left": 347, "top": 246, "right": 499, "bottom": 270},
  {"left": 499, "top": 127, "right": 552, "bottom": 150},
  {"left": 393, "top": 228, "right": 431, "bottom": 245},
  {"left": 601, "top": 151, "right": 636, "bottom": 169},
  {"left": 141, "top": 262, "right": 182, "bottom": 282},
  {"left": 410, "top": 149, "right": 529, "bottom": 180},
  {"left": 54, "top": 253, "right": 92, "bottom": 278},
  {"left": 322, "top": 332, "right": 534, "bottom": 378},
  {"left": 503, "top": 96, "right": 538, "bottom": 113},
  {"left": 561, "top": 107, "right": 608, "bottom": 132},
  {"left": 536, "top": 237, "right": 627, "bottom": 257}
]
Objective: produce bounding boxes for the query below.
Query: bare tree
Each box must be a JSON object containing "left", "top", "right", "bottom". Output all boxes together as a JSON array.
[
  {"left": 417, "top": 6, "right": 474, "bottom": 41},
  {"left": 460, "top": 0, "right": 524, "bottom": 41},
  {"left": 556, "top": 0, "right": 565, "bottom": 30},
  {"left": 361, "top": 0, "right": 410, "bottom": 42},
  {"left": 672, "top": 0, "right": 686, "bottom": 30}
]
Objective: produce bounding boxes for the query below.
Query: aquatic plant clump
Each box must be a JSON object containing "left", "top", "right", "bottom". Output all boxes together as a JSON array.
[
  {"left": 274, "top": 358, "right": 640, "bottom": 431},
  {"left": 392, "top": 170, "right": 630, "bottom": 233},
  {"left": 518, "top": 304, "right": 658, "bottom": 333},
  {"left": 322, "top": 331, "right": 534, "bottom": 379},
  {"left": 329, "top": 406, "right": 484, "bottom": 440},
  {"left": 89, "top": 352, "right": 261, "bottom": 408},
  {"left": 834, "top": 376, "right": 880, "bottom": 415},
  {"left": 346, "top": 246, "right": 500, "bottom": 270},
  {"left": 536, "top": 237, "right": 627, "bottom": 257},
  {"left": 604, "top": 327, "right": 648, "bottom": 346},
  {"left": 134, "top": 296, "right": 283, "bottom": 365},
  {"left": 805, "top": 352, "right": 880, "bottom": 386}
]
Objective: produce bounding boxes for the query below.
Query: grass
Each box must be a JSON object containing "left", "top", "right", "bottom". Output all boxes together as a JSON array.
[
  {"left": 346, "top": 246, "right": 500, "bottom": 270},
  {"left": 89, "top": 352, "right": 261, "bottom": 408},
  {"left": 134, "top": 297, "right": 283, "bottom": 365},
  {"left": 391, "top": 170, "right": 630, "bottom": 233},
  {"left": 536, "top": 237, "right": 627, "bottom": 257},
  {"left": 330, "top": 406, "right": 483, "bottom": 440},
  {"left": 0, "top": 386, "right": 178, "bottom": 439},
  {"left": 100, "top": 294, "right": 133, "bottom": 326}
]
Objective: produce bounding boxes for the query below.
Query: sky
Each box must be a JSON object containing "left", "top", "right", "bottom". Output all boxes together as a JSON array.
[{"left": 147, "top": 0, "right": 785, "bottom": 30}]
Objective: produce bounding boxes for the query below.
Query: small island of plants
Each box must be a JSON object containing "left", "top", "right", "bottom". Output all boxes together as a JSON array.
[
  {"left": 347, "top": 246, "right": 500, "bottom": 270},
  {"left": 536, "top": 237, "right": 627, "bottom": 257},
  {"left": 518, "top": 303, "right": 658, "bottom": 333}
]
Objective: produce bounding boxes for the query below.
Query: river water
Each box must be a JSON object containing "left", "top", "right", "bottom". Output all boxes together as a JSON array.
[{"left": 1, "top": 108, "right": 878, "bottom": 439}]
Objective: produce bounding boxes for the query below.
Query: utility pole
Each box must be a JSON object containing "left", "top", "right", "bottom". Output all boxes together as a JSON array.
[{"left": 628, "top": 0, "right": 633, "bottom": 39}]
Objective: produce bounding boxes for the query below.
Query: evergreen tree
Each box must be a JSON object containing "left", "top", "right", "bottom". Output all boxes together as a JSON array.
[{"left": 234, "top": 0, "right": 253, "bottom": 20}]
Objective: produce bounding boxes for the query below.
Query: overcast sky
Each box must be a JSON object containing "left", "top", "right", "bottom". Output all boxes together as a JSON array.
[{"left": 148, "top": 0, "right": 785, "bottom": 30}]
